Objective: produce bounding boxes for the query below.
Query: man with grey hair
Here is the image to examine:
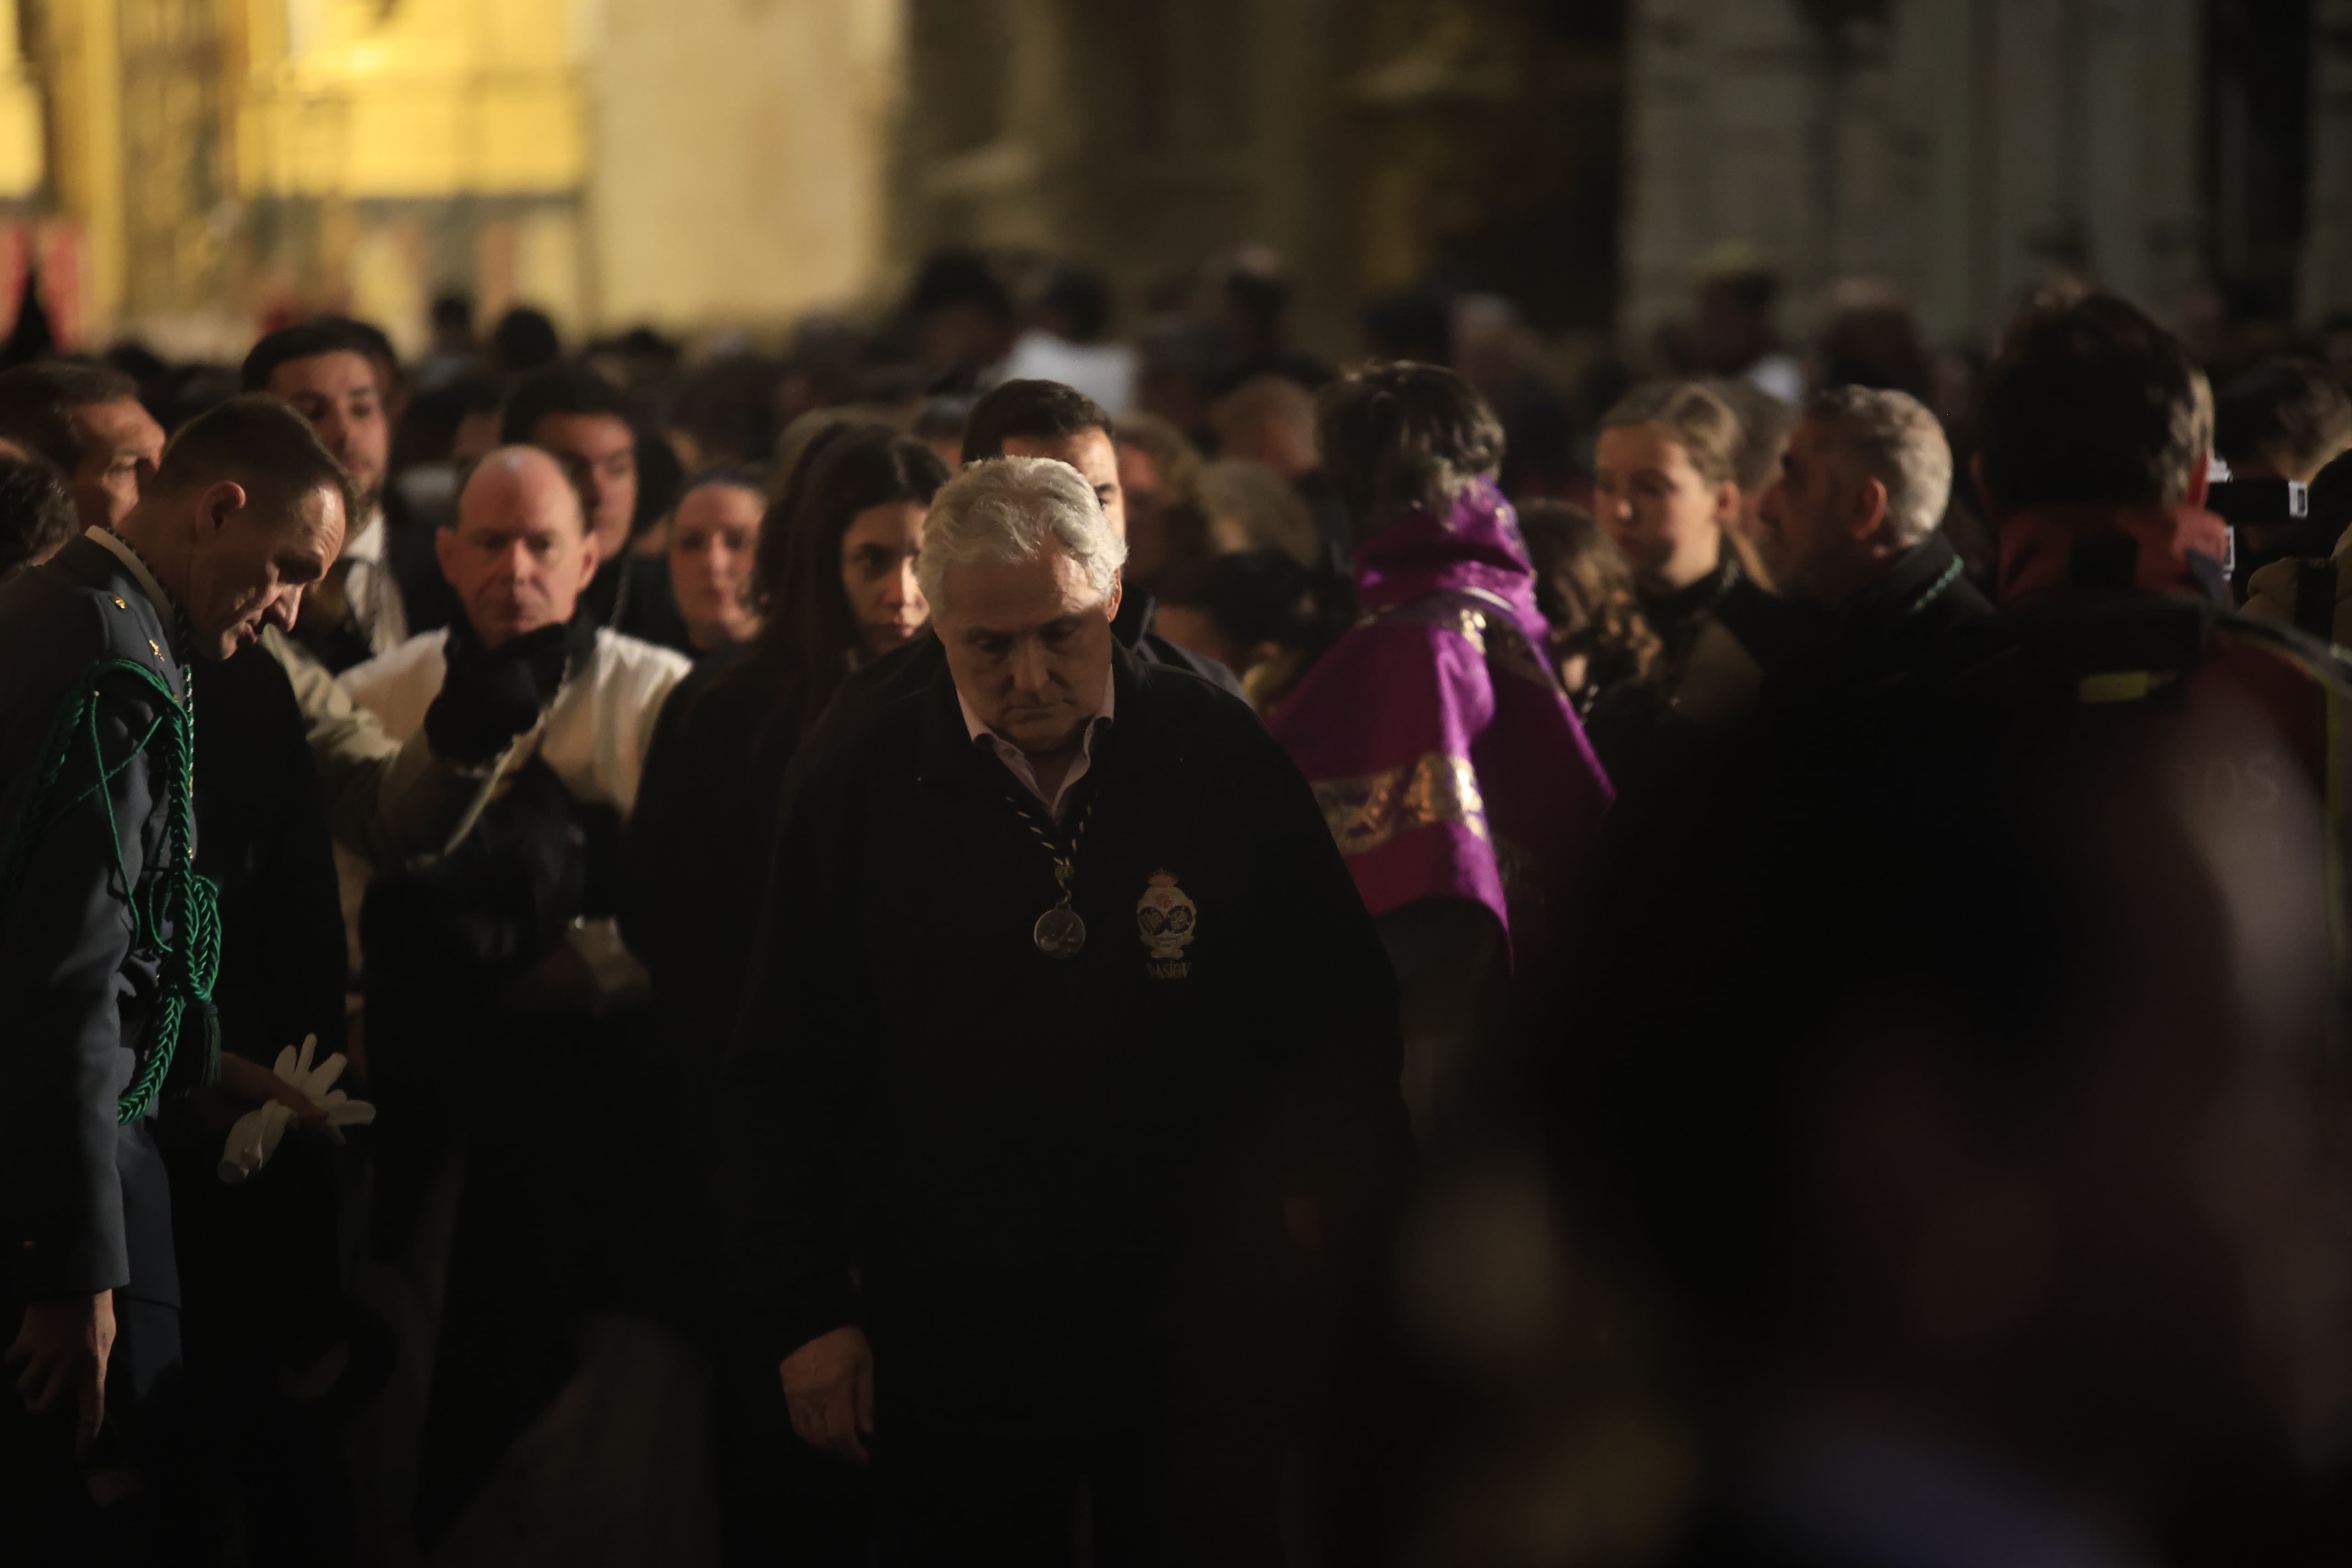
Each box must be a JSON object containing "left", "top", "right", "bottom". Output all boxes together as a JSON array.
[
  {"left": 1755, "top": 385, "right": 1996, "bottom": 691},
  {"left": 721, "top": 454, "right": 1404, "bottom": 1562}
]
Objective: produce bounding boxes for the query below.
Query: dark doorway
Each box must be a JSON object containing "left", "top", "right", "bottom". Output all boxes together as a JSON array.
[{"left": 2205, "top": 0, "right": 2315, "bottom": 317}]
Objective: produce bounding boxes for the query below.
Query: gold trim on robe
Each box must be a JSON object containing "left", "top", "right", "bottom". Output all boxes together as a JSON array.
[
  {"left": 1312, "top": 752, "right": 1489, "bottom": 856},
  {"left": 1362, "top": 591, "right": 1563, "bottom": 695}
]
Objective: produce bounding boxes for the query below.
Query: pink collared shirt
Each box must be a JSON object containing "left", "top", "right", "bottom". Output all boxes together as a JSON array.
[{"left": 958, "top": 671, "right": 1116, "bottom": 822}]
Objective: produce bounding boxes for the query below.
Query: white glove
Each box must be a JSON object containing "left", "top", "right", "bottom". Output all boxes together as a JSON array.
[{"left": 217, "top": 1034, "right": 379, "bottom": 1184}]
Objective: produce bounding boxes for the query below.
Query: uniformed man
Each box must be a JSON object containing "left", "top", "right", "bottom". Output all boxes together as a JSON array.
[
  {"left": 0, "top": 396, "right": 351, "bottom": 1552},
  {"left": 723, "top": 456, "right": 1404, "bottom": 1563}
]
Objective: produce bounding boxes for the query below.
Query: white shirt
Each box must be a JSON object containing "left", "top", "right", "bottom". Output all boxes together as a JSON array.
[
  {"left": 338, "top": 509, "right": 409, "bottom": 658},
  {"left": 1745, "top": 351, "right": 1807, "bottom": 407},
  {"left": 958, "top": 671, "right": 1116, "bottom": 823},
  {"left": 995, "top": 332, "right": 1139, "bottom": 417}
]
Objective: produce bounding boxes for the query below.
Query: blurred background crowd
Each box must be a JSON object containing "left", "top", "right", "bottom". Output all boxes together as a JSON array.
[{"left": 3, "top": 3, "right": 2352, "bottom": 1568}]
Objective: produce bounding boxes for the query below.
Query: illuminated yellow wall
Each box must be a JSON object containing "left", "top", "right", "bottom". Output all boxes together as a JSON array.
[
  {"left": 236, "top": 0, "right": 585, "bottom": 199},
  {"left": 586, "top": 0, "right": 903, "bottom": 332},
  {"left": 0, "top": 0, "right": 45, "bottom": 201},
  {"left": 18, "top": 0, "right": 909, "bottom": 346},
  {"left": 27, "top": 0, "right": 123, "bottom": 332}
]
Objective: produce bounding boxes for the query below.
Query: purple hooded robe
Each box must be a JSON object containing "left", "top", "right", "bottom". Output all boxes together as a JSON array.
[{"left": 1267, "top": 481, "right": 1612, "bottom": 957}]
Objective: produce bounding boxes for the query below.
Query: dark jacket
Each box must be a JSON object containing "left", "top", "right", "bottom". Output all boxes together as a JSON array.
[
  {"left": 773, "top": 594, "right": 1241, "bottom": 845},
  {"left": 721, "top": 643, "right": 1401, "bottom": 1411},
  {"left": 1638, "top": 552, "right": 1746, "bottom": 679},
  {"left": 582, "top": 552, "right": 695, "bottom": 657},
  {"left": 1768, "top": 534, "right": 2001, "bottom": 704},
  {"left": 195, "top": 645, "right": 349, "bottom": 1065},
  {"left": 0, "top": 536, "right": 186, "bottom": 1308},
  {"left": 617, "top": 641, "right": 804, "bottom": 1072}
]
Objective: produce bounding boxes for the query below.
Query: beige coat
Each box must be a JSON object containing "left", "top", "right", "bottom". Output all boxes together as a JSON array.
[
  {"left": 2242, "top": 529, "right": 2352, "bottom": 649},
  {"left": 259, "top": 625, "right": 498, "bottom": 870}
]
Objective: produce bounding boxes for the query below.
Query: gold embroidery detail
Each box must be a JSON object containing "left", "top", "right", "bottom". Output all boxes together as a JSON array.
[
  {"left": 147, "top": 639, "right": 162, "bottom": 658},
  {"left": 1481, "top": 616, "right": 1560, "bottom": 691},
  {"left": 112, "top": 596, "right": 127, "bottom": 609},
  {"left": 1367, "top": 594, "right": 1563, "bottom": 695},
  {"left": 1312, "top": 752, "right": 1487, "bottom": 856}
]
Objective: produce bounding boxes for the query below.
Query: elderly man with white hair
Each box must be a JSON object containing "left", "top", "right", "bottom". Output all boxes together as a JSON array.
[
  {"left": 722, "top": 455, "right": 1404, "bottom": 1563},
  {"left": 1753, "top": 385, "right": 1998, "bottom": 692}
]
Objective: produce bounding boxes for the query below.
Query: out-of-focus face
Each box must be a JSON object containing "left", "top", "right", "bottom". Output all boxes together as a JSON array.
[
  {"left": 2047, "top": 723, "right": 2352, "bottom": 1460},
  {"left": 916, "top": 303, "right": 1011, "bottom": 377},
  {"left": 1801, "top": 716, "right": 2352, "bottom": 1474},
  {"left": 668, "top": 481, "right": 763, "bottom": 649},
  {"left": 1002, "top": 428, "right": 1125, "bottom": 543},
  {"left": 454, "top": 408, "right": 503, "bottom": 468},
  {"left": 934, "top": 544, "right": 1121, "bottom": 756},
  {"left": 1696, "top": 280, "right": 1769, "bottom": 374},
  {"left": 1116, "top": 439, "right": 1170, "bottom": 579},
  {"left": 1150, "top": 602, "right": 1250, "bottom": 675},
  {"left": 1755, "top": 419, "right": 1854, "bottom": 602},
  {"left": 1593, "top": 423, "right": 1733, "bottom": 594},
  {"left": 180, "top": 481, "right": 346, "bottom": 660},
  {"left": 269, "top": 351, "right": 389, "bottom": 514},
  {"left": 71, "top": 398, "right": 165, "bottom": 531},
  {"left": 436, "top": 447, "right": 602, "bottom": 647},
  {"left": 839, "top": 498, "right": 929, "bottom": 662},
  {"left": 531, "top": 411, "right": 638, "bottom": 560}
]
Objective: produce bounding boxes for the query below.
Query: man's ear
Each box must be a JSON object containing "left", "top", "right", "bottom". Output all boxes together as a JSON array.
[
  {"left": 433, "top": 525, "right": 460, "bottom": 586},
  {"left": 1104, "top": 567, "right": 1124, "bottom": 624},
  {"left": 1850, "top": 475, "right": 1891, "bottom": 542},
  {"left": 575, "top": 527, "right": 604, "bottom": 591},
  {"left": 201, "top": 480, "right": 247, "bottom": 534}
]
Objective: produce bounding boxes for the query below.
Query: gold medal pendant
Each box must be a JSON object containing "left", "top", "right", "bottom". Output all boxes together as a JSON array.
[{"left": 1034, "top": 903, "right": 1087, "bottom": 959}]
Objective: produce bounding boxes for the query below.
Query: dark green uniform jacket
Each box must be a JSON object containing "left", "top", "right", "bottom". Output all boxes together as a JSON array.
[{"left": 0, "top": 534, "right": 187, "bottom": 1314}]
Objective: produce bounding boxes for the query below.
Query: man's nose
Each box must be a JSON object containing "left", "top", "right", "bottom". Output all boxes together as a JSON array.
[
  {"left": 268, "top": 588, "right": 302, "bottom": 633},
  {"left": 1008, "top": 639, "right": 1051, "bottom": 693},
  {"left": 318, "top": 413, "right": 350, "bottom": 459}
]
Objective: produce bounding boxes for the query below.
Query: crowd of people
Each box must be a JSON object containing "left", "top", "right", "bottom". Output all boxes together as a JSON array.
[{"left": 4, "top": 241, "right": 2352, "bottom": 1568}]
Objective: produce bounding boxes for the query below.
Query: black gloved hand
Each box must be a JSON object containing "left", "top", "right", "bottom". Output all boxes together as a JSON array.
[{"left": 424, "top": 621, "right": 572, "bottom": 764}]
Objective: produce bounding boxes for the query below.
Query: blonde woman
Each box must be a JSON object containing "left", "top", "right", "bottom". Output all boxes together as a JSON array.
[{"left": 1592, "top": 380, "right": 1808, "bottom": 736}]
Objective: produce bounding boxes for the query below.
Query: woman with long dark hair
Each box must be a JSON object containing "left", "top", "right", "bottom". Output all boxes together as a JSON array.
[
  {"left": 620, "top": 424, "right": 949, "bottom": 1061},
  {"left": 616, "top": 424, "right": 948, "bottom": 1565},
  {"left": 746, "top": 425, "right": 942, "bottom": 740}
]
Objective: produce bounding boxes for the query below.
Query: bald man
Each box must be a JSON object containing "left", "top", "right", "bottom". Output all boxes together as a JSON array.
[
  {"left": 340, "top": 446, "right": 690, "bottom": 979},
  {"left": 335, "top": 448, "right": 696, "bottom": 1546}
]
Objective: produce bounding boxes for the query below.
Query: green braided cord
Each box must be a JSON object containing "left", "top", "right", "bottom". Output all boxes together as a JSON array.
[{"left": 0, "top": 656, "right": 220, "bottom": 1123}]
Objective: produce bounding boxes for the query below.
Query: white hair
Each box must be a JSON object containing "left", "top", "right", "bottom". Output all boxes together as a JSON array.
[
  {"left": 916, "top": 455, "right": 1126, "bottom": 610},
  {"left": 1808, "top": 386, "right": 1954, "bottom": 546}
]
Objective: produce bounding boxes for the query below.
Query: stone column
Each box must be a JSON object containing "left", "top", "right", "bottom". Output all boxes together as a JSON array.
[
  {"left": 26, "top": 0, "right": 124, "bottom": 334},
  {"left": 587, "top": 0, "right": 904, "bottom": 330},
  {"left": 2306, "top": 0, "right": 2352, "bottom": 321},
  {"left": 0, "top": 0, "right": 46, "bottom": 203},
  {"left": 1622, "top": 0, "right": 1830, "bottom": 349}
]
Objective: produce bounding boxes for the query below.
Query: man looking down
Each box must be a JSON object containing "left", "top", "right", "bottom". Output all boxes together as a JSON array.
[{"left": 723, "top": 455, "right": 1404, "bottom": 1563}]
